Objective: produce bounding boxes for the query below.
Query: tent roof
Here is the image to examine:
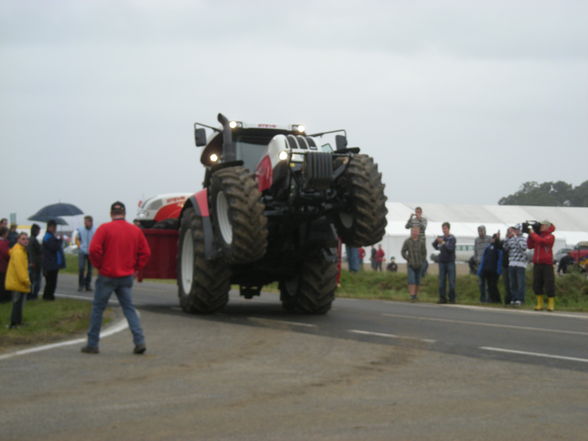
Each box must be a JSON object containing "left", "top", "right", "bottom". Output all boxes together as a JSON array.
[{"left": 385, "top": 203, "right": 588, "bottom": 246}]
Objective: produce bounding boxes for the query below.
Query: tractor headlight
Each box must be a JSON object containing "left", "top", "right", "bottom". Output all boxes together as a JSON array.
[
  {"left": 210, "top": 153, "right": 219, "bottom": 163},
  {"left": 278, "top": 150, "right": 289, "bottom": 161},
  {"left": 229, "top": 120, "right": 243, "bottom": 129}
]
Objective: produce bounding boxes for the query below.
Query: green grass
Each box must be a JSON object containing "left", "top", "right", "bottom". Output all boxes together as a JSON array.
[
  {"left": 66, "top": 252, "right": 588, "bottom": 311},
  {"left": 63, "top": 253, "right": 79, "bottom": 275},
  {"left": 0, "top": 298, "right": 112, "bottom": 352},
  {"left": 337, "top": 269, "right": 588, "bottom": 312}
]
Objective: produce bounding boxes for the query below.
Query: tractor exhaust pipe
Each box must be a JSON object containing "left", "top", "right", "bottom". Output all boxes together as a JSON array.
[{"left": 217, "top": 113, "right": 236, "bottom": 163}]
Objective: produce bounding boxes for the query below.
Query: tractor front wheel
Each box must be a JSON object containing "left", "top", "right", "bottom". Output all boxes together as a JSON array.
[
  {"left": 334, "top": 154, "right": 387, "bottom": 247},
  {"left": 209, "top": 166, "right": 268, "bottom": 264},
  {"left": 177, "top": 208, "right": 230, "bottom": 313}
]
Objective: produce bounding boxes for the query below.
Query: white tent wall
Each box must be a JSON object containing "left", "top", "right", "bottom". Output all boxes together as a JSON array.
[{"left": 376, "top": 203, "right": 588, "bottom": 264}]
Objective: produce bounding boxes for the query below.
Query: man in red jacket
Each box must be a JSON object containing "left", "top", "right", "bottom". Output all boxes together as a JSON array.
[
  {"left": 527, "top": 220, "right": 556, "bottom": 311},
  {"left": 82, "top": 201, "right": 151, "bottom": 354}
]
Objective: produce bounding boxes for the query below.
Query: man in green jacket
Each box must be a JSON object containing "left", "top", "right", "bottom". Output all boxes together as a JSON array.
[{"left": 401, "top": 227, "right": 427, "bottom": 302}]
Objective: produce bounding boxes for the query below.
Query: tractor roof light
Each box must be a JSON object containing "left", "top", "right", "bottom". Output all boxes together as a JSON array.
[
  {"left": 229, "top": 120, "right": 243, "bottom": 129},
  {"left": 292, "top": 124, "right": 305, "bottom": 133}
]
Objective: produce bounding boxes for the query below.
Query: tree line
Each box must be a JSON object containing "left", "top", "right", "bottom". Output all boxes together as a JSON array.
[{"left": 498, "top": 181, "right": 588, "bottom": 207}]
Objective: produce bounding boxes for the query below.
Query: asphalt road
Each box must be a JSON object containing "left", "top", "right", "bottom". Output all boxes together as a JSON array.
[{"left": 1, "top": 274, "right": 587, "bottom": 441}]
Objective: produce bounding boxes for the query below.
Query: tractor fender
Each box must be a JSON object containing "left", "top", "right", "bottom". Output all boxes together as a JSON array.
[{"left": 181, "top": 189, "right": 216, "bottom": 260}]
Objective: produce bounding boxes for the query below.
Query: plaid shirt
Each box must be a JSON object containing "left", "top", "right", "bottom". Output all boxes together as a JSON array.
[
  {"left": 503, "top": 235, "right": 528, "bottom": 268},
  {"left": 402, "top": 237, "right": 427, "bottom": 268}
]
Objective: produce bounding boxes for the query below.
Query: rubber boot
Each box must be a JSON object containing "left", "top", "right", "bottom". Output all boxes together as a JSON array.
[
  {"left": 546, "top": 297, "right": 555, "bottom": 312},
  {"left": 534, "top": 295, "right": 544, "bottom": 311}
]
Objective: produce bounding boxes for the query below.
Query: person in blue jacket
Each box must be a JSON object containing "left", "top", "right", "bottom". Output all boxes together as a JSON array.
[
  {"left": 477, "top": 232, "right": 504, "bottom": 304},
  {"left": 42, "top": 219, "right": 65, "bottom": 301}
]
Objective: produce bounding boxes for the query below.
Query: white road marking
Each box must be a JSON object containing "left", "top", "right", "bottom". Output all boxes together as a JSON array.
[
  {"left": 480, "top": 346, "right": 588, "bottom": 364},
  {"left": 250, "top": 318, "right": 317, "bottom": 328},
  {"left": 382, "top": 313, "right": 588, "bottom": 337},
  {"left": 348, "top": 329, "right": 436, "bottom": 344},
  {"left": 0, "top": 318, "right": 129, "bottom": 361},
  {"left": 448, "top": 304, "right": 588, "bottom": 320}
]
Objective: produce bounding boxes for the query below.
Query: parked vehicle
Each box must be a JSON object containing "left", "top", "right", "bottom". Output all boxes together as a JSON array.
[{"left": 430, "top": 243, "right": 474, "bottom": 264}]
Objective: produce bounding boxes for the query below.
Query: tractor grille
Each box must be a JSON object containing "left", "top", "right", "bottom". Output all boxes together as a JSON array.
[{"left": 303, "top": 152, "right": 333, "bottom": 190}]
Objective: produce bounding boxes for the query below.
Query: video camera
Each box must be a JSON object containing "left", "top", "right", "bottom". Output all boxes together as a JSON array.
[{"left": 521, "top": 220, "right": 541, "bottom": 234}]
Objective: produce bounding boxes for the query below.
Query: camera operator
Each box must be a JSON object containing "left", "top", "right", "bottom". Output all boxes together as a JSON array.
[{"left": 527, "top": 220, "right": 556, "bottom": 311}]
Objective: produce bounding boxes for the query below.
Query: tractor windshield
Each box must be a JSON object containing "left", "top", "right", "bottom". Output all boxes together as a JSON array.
[
  {"left": 234, "top": 129, "right": 289, "bottom": 172},
  {"left": 235, "top": 140, "right": 268, "bottom": 172}
]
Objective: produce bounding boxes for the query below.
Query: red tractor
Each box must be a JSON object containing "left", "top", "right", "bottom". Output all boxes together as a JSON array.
[{"left": 140, "top": 113, "right": 387, "bottom": 314}]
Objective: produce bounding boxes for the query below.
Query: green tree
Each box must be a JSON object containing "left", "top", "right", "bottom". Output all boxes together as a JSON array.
[{"left": 499, "top": 180, "right": 587, "bottom": 206}]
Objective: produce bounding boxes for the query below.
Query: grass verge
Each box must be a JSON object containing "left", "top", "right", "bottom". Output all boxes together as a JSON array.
[
  {"left": 0, "top": 299, "right": 112, "bottom": 352},
  {"left": 337, "top": 269, "right": 588, "bottom": 312}
]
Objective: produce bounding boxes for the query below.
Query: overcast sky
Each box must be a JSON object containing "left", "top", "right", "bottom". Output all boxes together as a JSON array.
[{"left": 1, "top": 0, "right": 587, "bottom": 226}]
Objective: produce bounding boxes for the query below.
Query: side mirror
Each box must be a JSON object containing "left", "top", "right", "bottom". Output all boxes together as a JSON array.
[
  {"left": 195, "top": 128, "right": 207, "bottom": 147},
  {"left": 335, "top": 134, "right": 348, "bottom": 150}
]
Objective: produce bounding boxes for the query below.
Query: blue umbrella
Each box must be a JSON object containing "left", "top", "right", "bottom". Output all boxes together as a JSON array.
[{"left": 28, "top": 203, "right": 83, "bottom": 224}]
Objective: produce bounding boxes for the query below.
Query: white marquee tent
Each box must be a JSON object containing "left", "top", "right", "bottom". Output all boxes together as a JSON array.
[{"left": 375, "top": 203, "right": 588, "bottom": 264}]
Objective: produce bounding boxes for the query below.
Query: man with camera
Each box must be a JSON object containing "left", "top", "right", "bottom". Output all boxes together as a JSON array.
[{"left": 526, "top": 220, "right": 556, "bottom": 311}]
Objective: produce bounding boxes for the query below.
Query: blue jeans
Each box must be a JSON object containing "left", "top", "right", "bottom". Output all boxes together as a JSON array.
[
  {"left": 407, "top": 266, "right": 422, "bottom": 286},
  {"left": 28, "top": 267, "right": 42, "bottom": 299},
  {"left": 87, "top": 275, "right": 144, "bottom": 348},
  {"left": 78, "top": 253, "right": 93, "bottom": 289},
  {"left": 478, "top": 275, "right": 488, "bottom": 303},
  {"left": 438, "top": 262, "right": 456, "bottom": 302},
  {"left": 509, "top": 266, "right": 526, "bottom": 303}
]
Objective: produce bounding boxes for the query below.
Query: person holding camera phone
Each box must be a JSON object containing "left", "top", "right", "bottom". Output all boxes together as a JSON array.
[
  {"left": 527, "top": 220, "right": 556, "bottom": 311},
  {"left": 432, "top": 222, "right": 457, "bottom": 304}
]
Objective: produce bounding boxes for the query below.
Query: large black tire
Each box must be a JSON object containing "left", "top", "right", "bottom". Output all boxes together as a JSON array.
[
  {"left": 335, "top": 154, "right": 387, "bottom": 247},
  {"left": 209, "top": 166, "right": 268, "bottom": 264},
  {"left": 177, "top": 209, "right": 230, "bottom": 313},
  {"left": 279, "top": 250, "right": 338, "bottom": 314}
]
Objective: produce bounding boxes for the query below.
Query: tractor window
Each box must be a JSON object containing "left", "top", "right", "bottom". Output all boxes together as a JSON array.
[{"left": 235, "top": 141, "right": 268, "bottom": 172}]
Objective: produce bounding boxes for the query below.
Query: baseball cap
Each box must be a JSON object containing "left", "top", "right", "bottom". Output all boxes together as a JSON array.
[{"left": 110, "top": 201, "right": 126, "bottom": 213}]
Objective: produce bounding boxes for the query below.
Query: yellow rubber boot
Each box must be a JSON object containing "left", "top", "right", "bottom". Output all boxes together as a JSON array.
[
  {"left": 534, "top": 295, "right": 544, "bottom": 311},
  {"left": 547, "top": 297, "right": 555, "bottom": 312}
]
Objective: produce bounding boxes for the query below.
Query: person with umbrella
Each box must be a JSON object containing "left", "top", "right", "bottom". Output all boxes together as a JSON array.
[{"left": 42, "top": 220, "right": 65, "bottom": 301}]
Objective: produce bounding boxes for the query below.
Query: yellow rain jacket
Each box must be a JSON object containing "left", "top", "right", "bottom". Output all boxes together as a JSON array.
[{"left": 5, "top": 243, "right": 31, "bottom": 293}]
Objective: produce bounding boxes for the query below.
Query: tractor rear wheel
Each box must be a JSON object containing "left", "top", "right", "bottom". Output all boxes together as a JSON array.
[
  {"left": 209, "top": 166, "right": 268, "bottom": 264},
  {"left": 335, "top": 154, "right": 387, "bottom": 247},
  {"left": 279, "top": 250, "right": 337, "bottom": 314},
  {"left": 177, "top": 208, "right": 230, "bottom": 313}
]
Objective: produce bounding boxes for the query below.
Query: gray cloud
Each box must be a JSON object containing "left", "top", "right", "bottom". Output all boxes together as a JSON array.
[{"left": 1, "top": 0, "right": 587, "bottom": 224}]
